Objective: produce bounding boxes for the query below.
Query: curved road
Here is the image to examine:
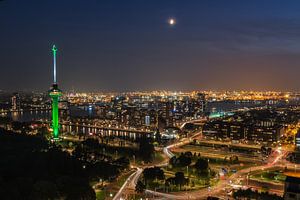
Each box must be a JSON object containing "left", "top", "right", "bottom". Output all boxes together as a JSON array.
[
  {"left": 112, "top": 167, "right": 142, "bottom": 200},
  {"left": 113, "top": 129, "right": 286, "bottom": 200},
  {"left": 145, "top": 148, "right": 287, "bottom": 199},
  {"left": 112, "top": 131, "right": 202, "bottom": 200}
]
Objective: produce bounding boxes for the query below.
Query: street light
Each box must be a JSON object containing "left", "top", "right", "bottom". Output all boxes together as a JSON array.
[{"left": 186, "top": 166, "right": 189, "bottom": 176}]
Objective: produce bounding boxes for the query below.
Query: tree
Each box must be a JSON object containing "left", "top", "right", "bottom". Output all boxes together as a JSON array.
[
  {"left": 169, "top": 156, "right": 177, "bottom": 166},
  {"left": 154, "top": 167, "right": 165, "bottom": 181},
  {"left": 184, "top": 151, "right": 193, "bottom": 157},
  {"left": 135, "top": 181, "right": 146, "bottom": 193},
  {"left": 0, "top": 130, "right": 96, "bottom": 200},
  {"left": 165, "top": 172, "right": 189, "bottom": 190},
  {"left": 138, "top": 137, "right": 154, "bottom": 162},
  {"left": 0, "top": 117, "right": 11, "bottom": 129},
  {"left": 143, "top": 168, "right": 155, "bottom": 185},
  {"left": 36, "top": 126, "right": 50, "bottom": 138},
  {"left": 178, "top": 154, "right": 191, "bottom": 167},
  {"left": 195, "top": 158, "right": 209, "bottom": 177},
  {"left": 195, "top": 158, "right": 208, "bottom": 171},
  {"left": 30, "top": 181, "right": 59, "bottom": 200},
  {"left": 84, "top": 138, "right": 99, "bottom": 149},
  {"left": 113, "top": 157, "right": 130, "bottom": 169},
  {"left": 174, "top": 172, "right": 187, "bottom": 190},
  {"left": 143, "top": 167, "right": 165, "bottom": 185},
  {"left": 233, "top": 188, "right": 283, "bottom": 200},
  {"left": 155, "top": 129, "right": 161, "bottom": 143},
  {"left": 170, "top": 154, "right": 192, "bottom": 168},
  {"left": 165, "top": 177, "right": 176, "bottom": 191}
]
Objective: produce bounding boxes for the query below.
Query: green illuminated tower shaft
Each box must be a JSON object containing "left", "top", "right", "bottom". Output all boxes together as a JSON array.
[
  {"left": 50, "top": 90, "right": 61, "bottom": 138},
  {"left": 49, "top": 45, "right": 62, "bottom": 139}
]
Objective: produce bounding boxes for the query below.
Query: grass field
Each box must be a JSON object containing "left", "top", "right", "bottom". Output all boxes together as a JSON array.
[
  {"left": 96, "top": 191, "right": 106, "bottom": 200},
  {"left": 251, "top": 169, "right": 286, "bottom": 183}
]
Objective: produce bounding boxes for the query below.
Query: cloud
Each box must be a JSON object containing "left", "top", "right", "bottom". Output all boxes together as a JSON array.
[{"left": 216, "top": 18, "right": 300, "bottom": 53}]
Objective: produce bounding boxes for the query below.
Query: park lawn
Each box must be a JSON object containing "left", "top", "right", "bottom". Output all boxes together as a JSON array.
[
  {"left": 127, "top": 193, "right": 145, "bottom": 200},
  {"left": 173, "top": 150, "right": 256, "bottom": 173},
  {"left": 116, "top": 169, "right": 135, "bottom": 187},
  {"left": 153, "top": 151, "right": 166, "bottom": 164},
  {"left": 144, "top": 166, "right": 215, "bottom": 193},
  {"left": 251, "top": 169, "right": 286, "bottom": 183},
  {"left": 95, "top": 169, "right": 135, "bottom": 199},
  {"left": 132, "top": 152, "right": 166, "bottom": 166},
  {"left": 96, "top": 190, "right": 106, "bottom": 200},
  {"left": 176, "top": 144, "right": 261, "bottom": 163},
  {"left": 173, "top": 151, "right": 239, "bottom": 164}
]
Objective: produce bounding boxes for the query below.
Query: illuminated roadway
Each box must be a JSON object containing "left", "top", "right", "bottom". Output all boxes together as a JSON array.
[
  {"left": 112, "top": 109, "right": 278, "bottom": 199},
  {"left": 112, "top": 167, "right": 142, "bottom": 200},
  {"left": 144, "top": 147, "right": 287, "bottom": 199},
  {"left": 93, "top": 129, "right": 293, "bottom": 199},
  {"left": 112, "top": 131, "right": 202, "bottom": 200}
]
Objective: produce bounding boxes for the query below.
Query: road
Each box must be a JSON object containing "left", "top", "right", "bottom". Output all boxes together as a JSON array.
[
  {"left": 112, "top": 127, "right": 287, "bottom": 199},
  {"left": 145, "top": 146, "right": 287, "bottom": 200},
  {"left": 112, "top": 167, "right": 142, "bottom": 200},
  {"left": 164, "top": 131, "right": 203, "bottom": 159},
  {"left": 111, "top": 131, "right": 202, "bottom": 200}
]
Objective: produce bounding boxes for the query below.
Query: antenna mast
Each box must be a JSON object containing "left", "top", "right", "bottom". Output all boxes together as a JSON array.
[{"left": 52, "top": 45, "right": 58, "bottom": 84}]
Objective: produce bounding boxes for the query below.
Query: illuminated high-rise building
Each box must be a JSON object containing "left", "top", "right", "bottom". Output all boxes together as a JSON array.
[
  {"left": 49, "top": 45, "right": 62, "bottom": 139},
  {"left": 296, "top": 130, "right": 300, "bottom": 150},
  {"left": 196, "top": 93, "right": 206, "bottom": 113},
  {"left": 145, "top": 115, "right": 150, "bottom": 127},
  {"left": 11, "top": 92, "right": 20, "bottom": 111}
]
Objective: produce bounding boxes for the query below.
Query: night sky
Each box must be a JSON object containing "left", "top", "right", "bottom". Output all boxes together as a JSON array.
[{"left": 1, "top": 0, "right": 300, "bottom": 92}]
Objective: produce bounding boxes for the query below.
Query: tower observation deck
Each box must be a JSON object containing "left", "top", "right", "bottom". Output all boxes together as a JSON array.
[{"left": 49, "top": 45, "right": 62, "bottom": 139}]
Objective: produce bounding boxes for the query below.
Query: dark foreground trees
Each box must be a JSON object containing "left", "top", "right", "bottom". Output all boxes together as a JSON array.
[
  {"left": 0, "top": 128, "right": 95, "bottom": 200},
  {"left": 138, "top": 137, "right": 155, "bottom": 162}
]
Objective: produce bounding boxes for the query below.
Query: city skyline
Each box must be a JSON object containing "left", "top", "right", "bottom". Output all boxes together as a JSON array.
[
  {"left": 2, "top": 1, "right": 300, "bottom": 92},
  {"left": 2, "top": 1, "right": 300, "bottom": 199}
]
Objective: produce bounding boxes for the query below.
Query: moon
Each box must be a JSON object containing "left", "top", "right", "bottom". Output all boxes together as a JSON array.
[{"left": 168, "top": 18, "right": 176, "bottom": 26}]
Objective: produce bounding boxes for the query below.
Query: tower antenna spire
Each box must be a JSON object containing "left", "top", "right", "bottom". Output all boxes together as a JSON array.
[
  {"left": 49, "top": 45, "right": 62, "bottom": 140},
  {"left": 52, "top": 45, "right": 58, "bottom": 84}
]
